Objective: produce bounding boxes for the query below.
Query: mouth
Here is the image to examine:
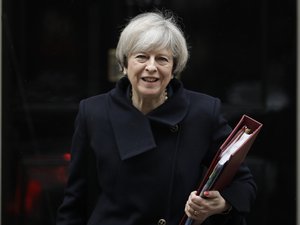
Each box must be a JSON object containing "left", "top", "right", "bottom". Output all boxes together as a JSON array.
[{"left": 141, "top": 77, "right": 159, "bottom": 83}]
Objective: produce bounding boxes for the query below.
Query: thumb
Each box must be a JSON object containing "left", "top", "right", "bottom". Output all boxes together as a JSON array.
[{"left": 203, "top": 190, "right": 219, "bottom": 199}]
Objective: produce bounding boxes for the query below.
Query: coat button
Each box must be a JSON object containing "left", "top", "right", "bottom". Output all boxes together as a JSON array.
[
  {"left": 170, "top": 124, "right": 179, "bottom": 132},
  {"left": 157, "top": 218, "right": 166, "bottom": 225}
]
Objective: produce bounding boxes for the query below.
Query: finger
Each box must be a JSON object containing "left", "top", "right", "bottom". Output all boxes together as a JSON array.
[
  {"left": 186, "top": 207, "right": 208, "bottom": 223},
  {"left": 185, "top": 202, "right": 195, "bottom": 217},
  {"left": 190, "top": 191, "right": 198, "bottom": 200},
  {"left": 187, "top": 191, "right": 200, "bottom": 208},
  {"left": 190, "top": 191, "right": 202, "bottom": 204},
  {"left": 187, "top": 200, "right": 207, "bottom": 215},
  {"left": 203, "top": 190, "right": 220, "bottom": 199},
  {"left": 186, "top": 201, "right": 202, "bottom": 216}
]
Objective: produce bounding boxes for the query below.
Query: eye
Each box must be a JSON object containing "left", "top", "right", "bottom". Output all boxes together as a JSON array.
[
  {"left": 135, "top": 54, "right": 148, "bottom": 62},
  {"left": 157, "top": 56, "right": 168, "bottom": 62},
  {"left": 156, "top": 56, "right": 170, "bottom": 65}
]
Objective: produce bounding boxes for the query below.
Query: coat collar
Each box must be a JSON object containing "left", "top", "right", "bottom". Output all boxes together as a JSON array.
[{"left": 107, "top": 77, "right": 190, "bottom": 160}]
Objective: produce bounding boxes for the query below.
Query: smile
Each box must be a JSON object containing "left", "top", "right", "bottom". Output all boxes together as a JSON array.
[{"left": 142, "top": 77, "right": 159, "bottom": 82}]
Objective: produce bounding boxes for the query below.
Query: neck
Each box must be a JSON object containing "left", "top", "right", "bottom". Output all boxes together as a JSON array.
[{"left": 131, "top": 90, "right": 168, "bottom": 114}]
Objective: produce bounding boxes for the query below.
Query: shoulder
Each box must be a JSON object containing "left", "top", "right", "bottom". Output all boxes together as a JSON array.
[
  {"left": 80, "top": 92, "right": 109, "bottom": 107},
  {"left": 77, "top": 93, "right": 110, "bottom": 117},
  {"left": 185, "top": 89, "right": 219, "bottom": 103},
  {"left": 170, "top": 78, "right": 221, "bottom": 111},
  {"left": 182, "top": 89, "right": 228, "bottom": 133},
  {"left": 81, "top": 93, "right": 108, "bottom": 104},
  {"left": 184, "top": 89, "right": 222, "bottom": 113}
]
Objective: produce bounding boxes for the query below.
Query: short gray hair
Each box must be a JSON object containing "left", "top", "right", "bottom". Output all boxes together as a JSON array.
[{"left": 116, "top": 11, "right": 189, "bottom": 76}]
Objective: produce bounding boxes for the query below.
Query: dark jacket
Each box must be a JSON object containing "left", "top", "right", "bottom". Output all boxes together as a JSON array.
[{"left": 57, "top": 77, "right": 256, "bottom": 225}]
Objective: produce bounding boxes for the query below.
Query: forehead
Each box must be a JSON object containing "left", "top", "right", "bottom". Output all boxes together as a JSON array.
[{"left": 131, "top": 48, "right": 173, "bottom": 56}]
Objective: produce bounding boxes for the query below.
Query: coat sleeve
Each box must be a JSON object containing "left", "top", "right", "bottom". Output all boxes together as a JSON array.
[
  {"left": 56, "top": 100, "right": 92, "bottom": 225},
  {"left": 207, "top": 163, "right": 256, "bottom": 225},
  {"left": 220, "top": 163, "right": 257, "bottom": 214}
]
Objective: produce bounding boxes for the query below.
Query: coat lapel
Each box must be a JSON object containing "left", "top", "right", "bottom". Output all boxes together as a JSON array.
[{"left": 107, "top": 77, "right": 189, "bottom": 160}]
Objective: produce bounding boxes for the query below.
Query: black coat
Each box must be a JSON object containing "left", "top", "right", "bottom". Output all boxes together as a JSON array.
[{"left": 57, "top": 77, "right": 256, "bottom": 225}]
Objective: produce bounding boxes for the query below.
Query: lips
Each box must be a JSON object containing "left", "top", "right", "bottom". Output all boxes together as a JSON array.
[{"left": 142, "top": 77, "right": 159, "bottom": 82}]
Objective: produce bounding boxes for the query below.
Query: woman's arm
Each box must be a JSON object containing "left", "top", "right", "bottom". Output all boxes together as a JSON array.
[{"left": 56, "top": 100, "right": 90, "bottom": 225}]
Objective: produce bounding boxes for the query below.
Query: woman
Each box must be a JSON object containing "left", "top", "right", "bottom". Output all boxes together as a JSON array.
[{"left": 57, "top": 11, "right": 256, "bottom": 225}]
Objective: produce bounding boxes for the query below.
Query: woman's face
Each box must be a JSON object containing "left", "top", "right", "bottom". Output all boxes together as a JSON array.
[{"left": 126, "top": 49, "right": 174, "bottom": 100}]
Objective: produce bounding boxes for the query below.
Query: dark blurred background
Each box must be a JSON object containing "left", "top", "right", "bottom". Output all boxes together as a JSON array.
[{"left": 2, "top": 0, "right": 296, "bottom": 224}]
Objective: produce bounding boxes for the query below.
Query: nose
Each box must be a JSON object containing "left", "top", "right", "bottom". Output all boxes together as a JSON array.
[{"left": 145, "top": 57, "right": 157, "bottom": 73}]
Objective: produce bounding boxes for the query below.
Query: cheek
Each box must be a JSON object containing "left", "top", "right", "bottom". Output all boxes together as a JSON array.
[
  {"left": 127, "top": 62, "right": 144, "bottom": 75},
  {"left": 162, "top": 68, "right": 173, "bottom": 80}
]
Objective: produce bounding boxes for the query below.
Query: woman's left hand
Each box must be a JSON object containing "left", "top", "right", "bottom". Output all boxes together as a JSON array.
[{"left": 184, "top": 190, "right": 231, "bottom": 224}]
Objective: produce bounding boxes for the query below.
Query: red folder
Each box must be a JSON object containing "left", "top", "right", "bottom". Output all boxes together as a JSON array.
[{"left": 179, "top": 114, "right": 263, "bottom": 225}]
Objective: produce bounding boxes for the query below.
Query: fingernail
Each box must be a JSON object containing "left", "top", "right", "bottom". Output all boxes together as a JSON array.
[{"left": 204, "top": 191, "right": 209, "bottom": 196}]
